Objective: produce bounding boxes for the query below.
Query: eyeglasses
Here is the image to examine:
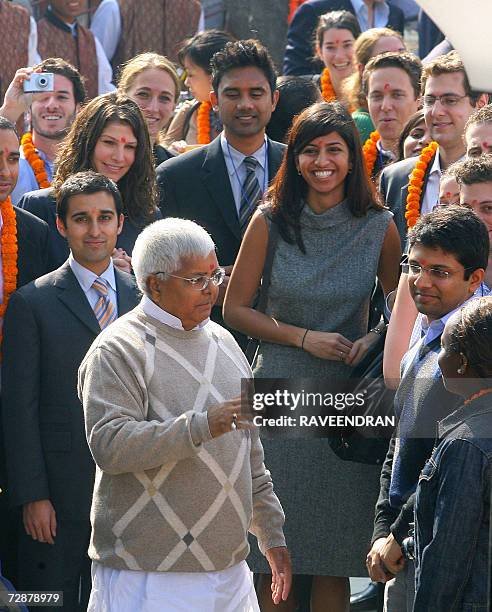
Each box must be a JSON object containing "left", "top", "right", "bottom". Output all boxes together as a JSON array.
[
  {"left": 422, "top": 94, "right": 468, "bottom": 108},
  {"left": 154, "top": 268, "right": 225, "bottom": 290},
  {"left": 401, "top": 261, "right": 470, "bottom": 280}
]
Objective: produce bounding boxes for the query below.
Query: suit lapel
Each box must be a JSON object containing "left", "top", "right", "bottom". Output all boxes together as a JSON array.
[
  {"left": 115, "top": 269, "right": 138, "bottom": 315},
  {"left": 267, "top": 138, "right": 285, "bottom": 178},
  {"left": 201, "top": 137, "right": 241, "bottom": 240},
  {"left": 54, "top": 262, "right": 101, "bottom": 335}
]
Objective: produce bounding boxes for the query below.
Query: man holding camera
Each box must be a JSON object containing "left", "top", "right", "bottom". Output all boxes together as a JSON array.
[{"left": 0, "top": 58, "right": 86, "bottom": 204}]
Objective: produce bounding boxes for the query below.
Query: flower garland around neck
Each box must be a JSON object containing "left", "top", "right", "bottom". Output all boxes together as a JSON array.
[
  {"left": 20, "top": 132, "right": 51, "bottom": 189},
  {"left": 362, "top": 131, "right": 380, "bottom": 178},
  {"left": 0, "top": 197, "right": 18, "bottom": 351},
  {"left": 288, "top": 0, "right": 307, "bottom": 23},
  {"left": 197, "top": 101, "right": 214, "bottom": 145},
  {"left": 320, "top": 68, "right": 337, "bottom": 103},
  {"left": 405, "top": 140, "right": 439, "bottom": 228},
  {"left": 464, "top": 387, "right": 492, "bottom": 405}
]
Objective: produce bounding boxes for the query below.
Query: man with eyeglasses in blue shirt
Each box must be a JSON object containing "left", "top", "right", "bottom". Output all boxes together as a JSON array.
[
  {"left": 366, "top": 205, "right": 489, "bottom": 612},
  {"left": 380, "top": 51, "right": 489, "bottom": 247}
]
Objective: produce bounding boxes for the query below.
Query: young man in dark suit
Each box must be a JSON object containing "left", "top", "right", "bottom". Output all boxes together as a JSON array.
[
  {"left": 283, "top": 0, "right": 405, "bottom": 76},
  {"left": 0, "top": 117, "right": 52, "bottom": 584},
  {"left": 157, "top": 40, "right": 285, "bottom": 344},
  {"left": 2, "top": 171, "right": 139, "bottom": 611}
]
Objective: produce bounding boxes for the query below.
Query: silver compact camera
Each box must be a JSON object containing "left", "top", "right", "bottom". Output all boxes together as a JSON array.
[{"left": 23, "top": 73, "right": 54, "bottom": 93}]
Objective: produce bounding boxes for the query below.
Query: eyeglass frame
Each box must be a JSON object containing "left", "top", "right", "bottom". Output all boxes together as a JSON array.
[
  {"left": 153, "top": 267, "right": 226, "bottom": 291},
  {"left": 400, "top": 261, "right": 474, "bottom": 281},
  {"left": 422, "top": 93, "right": 469, "bottom": 108}
]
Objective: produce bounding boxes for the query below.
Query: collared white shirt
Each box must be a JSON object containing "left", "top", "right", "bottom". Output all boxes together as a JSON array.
[
  {"left": 63, "top": 17, "right": 115, "bottom": 94},
  {"left": 350, "top": 0, "right": 390, "bottom": 30},
  {"left": 420, "top": 148, "right": 442, "bottom": 216},
  {"left": 220, "top": 132, "right": 269, "bottom": 216},
  {"left": 28, "top": 17, "right": 41, "bottom": 66},
  {"left": 11, "top": 148, "right": 54, "bottom": 205},
  {"left": 69, "top": 254, "right": 118, "bottom": 315},
  {"left": 141, "top": 295, "right": 209, "bottom": 330}
]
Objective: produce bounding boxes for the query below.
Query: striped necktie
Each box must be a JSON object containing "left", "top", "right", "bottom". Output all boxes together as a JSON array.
[
  {"left": 92, "top": 278, "right": 117, "bottom": 329},
  {"left": 239, "top": 156, "right": 262, "bottom": 235}
]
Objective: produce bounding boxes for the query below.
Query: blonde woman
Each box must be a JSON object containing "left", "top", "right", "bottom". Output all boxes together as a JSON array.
[{"left": 118, "top": 52, "right": 180, "bottom": 165}]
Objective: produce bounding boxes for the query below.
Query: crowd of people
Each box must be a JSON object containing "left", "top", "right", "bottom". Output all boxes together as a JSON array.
[{"left": 0, "top": 1, "right": 491, "bottom": 612}]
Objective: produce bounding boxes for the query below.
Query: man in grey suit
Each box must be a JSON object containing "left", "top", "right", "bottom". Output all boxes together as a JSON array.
[
  {"left": 380, "top": 51, "right": 488, "bottom": 245},
  {"left": 2, "top": 171, "right": 139, "bottom": 611}
]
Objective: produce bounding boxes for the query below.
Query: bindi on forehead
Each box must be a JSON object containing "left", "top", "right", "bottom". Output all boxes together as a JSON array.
[
  {"left": 384, "top": 83, "right": 390, "bottom": 90},
  {"left": 120, "top": 137, "right": 127, "bottom": 144},
  {"left": 483, "top": 141, "right": 489, "bottom": 149},
  {"left": 446, "top": 192, "right": 451, "bottom": 197},
  {"left": 209, "top": 263, "right": 215, "bottom": 271}
]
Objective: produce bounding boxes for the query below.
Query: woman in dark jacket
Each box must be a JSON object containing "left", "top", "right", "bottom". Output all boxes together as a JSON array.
[
  {"left": 19, "top": 92, "right": 159, "bottom": 270},
  {"left": 415, "top": 296, "right": 492, "bottom": 611}
]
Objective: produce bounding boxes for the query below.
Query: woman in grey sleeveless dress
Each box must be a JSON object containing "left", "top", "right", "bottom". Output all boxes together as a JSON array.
[{"left": 224, "top": 102, "right": 401, "bottom": 611}]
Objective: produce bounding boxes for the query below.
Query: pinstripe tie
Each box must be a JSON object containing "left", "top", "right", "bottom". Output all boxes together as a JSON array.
[
  {"left": 92, "top": 278, "right": 117, "bottom": 329},
  {"left": 239, "top": 156, "right": 262, "bottom": 235}
]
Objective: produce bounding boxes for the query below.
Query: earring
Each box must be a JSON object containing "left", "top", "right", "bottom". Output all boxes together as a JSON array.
[
  {"left": 457, "top": 365, "right": 465, "bottom": 374},
  {"left": 297, "top": 169, "right": 301, "bottom": 175}
]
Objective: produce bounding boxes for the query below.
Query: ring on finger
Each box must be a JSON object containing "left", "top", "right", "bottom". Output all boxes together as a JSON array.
[
  {"left": 339, "top": 351, "right": 344, "bottom": 361},
  {"left": 231, "top": 413, "right": 238, "bottom": 431}
]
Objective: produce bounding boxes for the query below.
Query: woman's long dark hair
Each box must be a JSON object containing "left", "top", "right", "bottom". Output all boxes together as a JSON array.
[
  {"left": 54, "top": 92, "right": 157, "bottom": 224},
  {"left": 269, "top": 101, "right": 382, "bottom": 252}
]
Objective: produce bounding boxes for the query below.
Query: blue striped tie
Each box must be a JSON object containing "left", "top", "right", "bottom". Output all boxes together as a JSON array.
[
  {"left": 239, "top": 156, "right": 262, "bottom": 235},
  {"left": 92, "top": 278, "right": 117, "bottom": 330}
]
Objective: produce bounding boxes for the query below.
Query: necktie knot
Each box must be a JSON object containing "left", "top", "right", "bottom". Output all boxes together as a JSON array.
[
  {"left": 92, "top": 277, "right": 109, "bottom": 298},
  {"left": 244, "top": 156, "right": 258, "bottom": 173}
]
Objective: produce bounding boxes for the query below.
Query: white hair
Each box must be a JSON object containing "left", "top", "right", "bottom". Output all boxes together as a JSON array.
[{"left": 132, "top": 218, "right": 216, "bottom": 296}]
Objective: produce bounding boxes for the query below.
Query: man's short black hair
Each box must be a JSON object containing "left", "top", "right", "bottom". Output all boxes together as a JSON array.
[
  {"left": 211, "top": 39, "right": 277, "bottom": 99},
  {"left": 408, "top": 205, "right": 489, "bottom": 278},
  {"left": 56, "top": 170, "right": 123, "bottom": 225}
]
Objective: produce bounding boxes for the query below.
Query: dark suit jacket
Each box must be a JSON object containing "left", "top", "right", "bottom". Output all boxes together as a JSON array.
[
  {"left": 283, "top": 0, "right": 405, "bottom": 76},
  {"left": 18, "top": 188, "right": 161, "bottom": 270},
  {"left": 156, "top": 135, "right": 286, "bottom": 267},
  {"left": 0, "top": 208, "right": 51, "bottom": 490},
  {"left": 15, "top": 206, "right": 52, "bottom": 287},
  {"left": 1, "top": 262, "right": 139, "bottom": 521},
  {"left": 379, "top": 155, "right": 435, "bottom": 247}
]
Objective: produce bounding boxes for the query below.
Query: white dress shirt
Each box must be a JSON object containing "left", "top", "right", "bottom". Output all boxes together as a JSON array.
[
  {"left": 220, "top": 133, "right": 269, "bottom": 215},
  {"left": 141, "top": 294, "right": 208, "bottom": 330}
]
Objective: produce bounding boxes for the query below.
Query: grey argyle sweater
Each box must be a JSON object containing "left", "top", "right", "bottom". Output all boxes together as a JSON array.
[{"left": 78, "top": 305, "right": 285, "bottom": 572}]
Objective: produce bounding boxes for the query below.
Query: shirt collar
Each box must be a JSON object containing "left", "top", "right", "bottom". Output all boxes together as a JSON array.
[
  {"left": 220, "top": 132, "right": 267, "bottom": 176},
  {"left": 69, "top": 254, "right": 116, "bottom": 293},
  {"left": 140, "top": 295, "right": 209, "bottom": 330},
  {"left": 350, "top": 0, "right": 365, "bottom": 14},
  {"left": 420, "top": 294, "right": 478, "bottom": 343},
  {"left": 376, "top": 139, "right": 397, "bottom": 162}
]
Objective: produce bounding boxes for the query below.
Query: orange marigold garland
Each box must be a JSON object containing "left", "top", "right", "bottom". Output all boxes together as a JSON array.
[
  {"left": 405, "top": 141, "right": 439, "bottom": 228},
  {"left": 320, "top": 68, "right": 336, "bottom": 103},
  {"left": 20, "top": 132, "right": 51, "bottom": 189},
  {"left": 288, "top": 0, "right": 307, "bottom": 23},
  {"left": 197, "top": 101, "right": 213, "bottom": 145},
  {"left": 0, "top": 197, "right": 18, "bottom": 349},
  {"left": 362, "top": 131, "right": 380, "bottom": 178}
]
